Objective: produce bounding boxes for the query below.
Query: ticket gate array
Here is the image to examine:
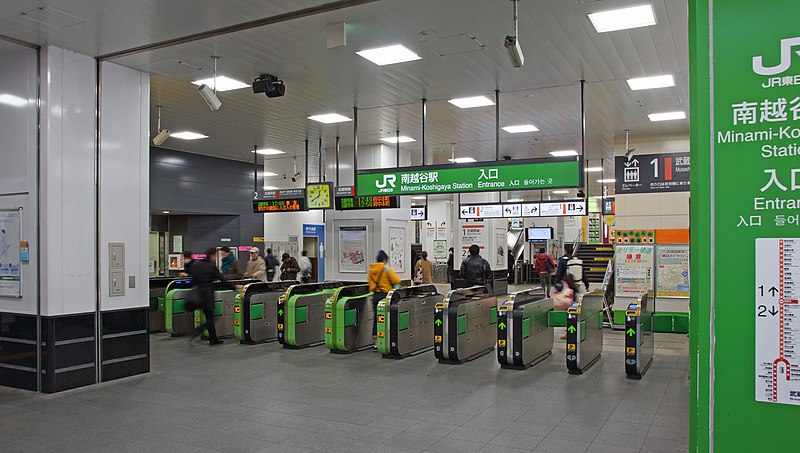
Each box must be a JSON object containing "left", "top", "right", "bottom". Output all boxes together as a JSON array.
[
  {"left": 434, "top": 286, "right": 498, "bottom": 364},
  {"left": 625, "top": 292, "right": 654, "bottom": 379},
  {"left": 324, "top": 285, "right": 374, "bottom": 353},
  {"left": 565, "top": 290, "right": 605, "bottom": 374},
  {"left": 149, "top": 277, "right": 176, "bottom": 333},
  {"left": 234, "top": 281, "right": 295, "bottom": 344},
  {"left": 497, "top": 288, "right": 554, "bottom": 370},
  {"left": 376, "top": 285, "right": 443, "bottom": 359},
  {"left": 278, "top": 282, "right": 343, "bottom": 348}
]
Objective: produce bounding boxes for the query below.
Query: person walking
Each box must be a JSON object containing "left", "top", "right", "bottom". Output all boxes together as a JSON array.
[
  {"left": 219, "top": 246, "right": 242, "bottom": 280},
  {"left": 299, "top": 250, "right": 313, "bottom": 283},
  {"left": 460, "top": 244, "right": 493, "bottom": 292},
  {"left": 553, "top": 243, "right": 589, "bottom": 300},
  {"left": 280, "top": 252, "right": 301, "bottom": 281},
  {"left": 243, "top": 247, "right": 267, "bottom": 282},
  {"left": 413, "top": 251, "right": 434, "bottom": 284},
  {"left": 446, "top": 247, "right": 455, "bottom": 288},
  {"left": 368, "top": 250, "right": 401, "bottom": 337},
  {"left": 186, "top": 248, "right": 235, "bottom": 345},
  {"left": 264, "top": 248, "right": 279, "bottom": 281},
  {"left": 534, "top": 247, "right": 557, "bottom": 297}
]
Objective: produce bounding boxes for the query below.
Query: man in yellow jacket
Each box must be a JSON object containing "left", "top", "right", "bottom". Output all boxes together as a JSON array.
[{"left": 368, "top": 250, "right": 401, "bottom": 337}]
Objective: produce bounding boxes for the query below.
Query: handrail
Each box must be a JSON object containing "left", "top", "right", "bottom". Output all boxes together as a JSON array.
[{"left": 572, "top": 230, "right": 583, "bottom": 256}]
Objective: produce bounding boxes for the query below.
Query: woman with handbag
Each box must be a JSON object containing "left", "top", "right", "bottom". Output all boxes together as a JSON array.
[{"left": 367, "top": 250, "right": 401, "bottom": 337}]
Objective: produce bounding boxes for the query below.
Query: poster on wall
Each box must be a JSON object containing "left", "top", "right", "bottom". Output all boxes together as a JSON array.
[
  {"left": 0, "top": 209, "right": 21, "bottom": 298},
  {"left": 495, "top": 229, "right": 505, "bottom": 267},
  {"left": 338, "top": 226, "right": 367, "bottom": 273},
  {"left": 433, "top": 240, "right": 448, "bottom": 262},
  {"left": 172, "top": 235, "right": 183, "bottom": 253},
  {"left": 655, "top": 244, "right": 690, "bottom": 297},
  {"left": 389, "top": 227, "right": 406, "bottom": 273},
  {"left": 168, "top": 253, "right": 185, "bottom": 271},
  {"left": 614, "top": 244, "right": 655, "bottom": 297}
]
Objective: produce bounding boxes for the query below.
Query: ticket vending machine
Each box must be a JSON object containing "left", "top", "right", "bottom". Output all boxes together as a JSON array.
[{"left": 624, "top": 292, "right": 654, "bottom": 379}]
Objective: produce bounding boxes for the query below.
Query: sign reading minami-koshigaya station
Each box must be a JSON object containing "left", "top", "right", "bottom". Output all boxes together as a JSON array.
[{"left": 355, "top": 158, "right": 581, "bottom": 196}]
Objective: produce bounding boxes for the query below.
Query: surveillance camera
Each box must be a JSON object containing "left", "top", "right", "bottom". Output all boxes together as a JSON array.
[
  {"left": 283, "top": 174, "right": 287, "bottom": 180},
  {"left": 197, "top": 84, "right": 222, "bottom": 111},
  {"left": 291, "top": 177, "right": 297, "bottom": 182},
  {"left": 252, "top": 74, "right": 286, "bottom": 98},
  {"left": 152, "top": 128, "right": 170, "bottom": 146},
  {"left": 504, "top": 35, "right": 524, "bottom": 68}
]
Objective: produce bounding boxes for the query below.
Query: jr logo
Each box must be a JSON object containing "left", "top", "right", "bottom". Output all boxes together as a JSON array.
[
  {"left": 753, "top": 36, "right": 800, "bottom": 76},
  {"left": 375, "top": 174, "right": 396, "bottom": 189}
]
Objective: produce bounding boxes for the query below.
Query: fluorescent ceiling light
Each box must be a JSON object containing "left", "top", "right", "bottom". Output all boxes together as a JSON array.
[
  {"left": 550, "top": 150, "right": 578, "bottom": 157},
  {"left": 252, "top": 148, "right": 285, "bottom": 155},
  {"left": 262, "top": 171, "right": 278, "bottom": 177},
  {"left": 597, "top": 179, "right": 616, "bottom": 183},
  {"left": 356, "top": 44, "right": 421, "bottom": 66},
  {"left": 584, "top": 167, "right": 603, "bottom": 172},
  {"left": 263, "top": 185, "right": 279, "bottom": 190},
  {"left": 448, "top": 96, "right": 495, "bottom": 109},
  {"left": 411, "top": 196, "right": 427, "bottom": 200},
  {"left": 171, "top": 131, "right": 208, "bottom": 140},
  {"left": 502, "top": 124, "right": 539, "bottom": 133},
  {"left": 627, "top": 74, "right": 675, "bottom": 90},
  {"left": 449, "top": 157, "right": 477, "bottom": 163},
  {"left": 191, "top": 76, "right": 249, "bottom": 92},
  {"left": 0, "top": 93, "right": 28, "bottom": 107},
  {"left": 588, "top": 4, "right": 657, "bottom": 33},
  {"left": 380, "top": 136, "right": 416, "bottom": 144},
  {"left": 162, "top": 211, "right": 170, "bottom": 214},
  {"left": 649, "top": 111, "right": 687, "bottom": 122},
  {"left": 552, "top": 190, "right": 570, "bottom": 194},
  {"left": 506, "top": 198, "right": 524, "bottom": 203},
  {"left": 308, "top": 113, "right": 352, "bottom": 124}
]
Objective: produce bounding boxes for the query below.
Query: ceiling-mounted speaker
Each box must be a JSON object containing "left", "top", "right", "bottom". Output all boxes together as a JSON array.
[
  {"left": 327, "top": 22, "right": 347, "bottom": 49},
  {"left": 252, "top": 74, "right": 286, "bottom": 98}
]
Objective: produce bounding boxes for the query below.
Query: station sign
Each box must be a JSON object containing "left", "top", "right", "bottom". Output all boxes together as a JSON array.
[
  {"left": 459, "top": 199, "right": 587, "bottom": 219},
  {"left": 262, "top": 188, "right": 305, "bottom": 200},
  {"left": 615, "top": 152, "right": 690, "bottom": 194},
  {"left": 356, "top": 157, "right": 582, "bottom": 196},
  {"left": 334, "top": 195, "right": 399, "bottom": 211},
  {"left": 252, "top": 198, "right": 307, "bottom": 213},
  {"left": 410, "top": 205, "right": 427, "bottom": 221}
]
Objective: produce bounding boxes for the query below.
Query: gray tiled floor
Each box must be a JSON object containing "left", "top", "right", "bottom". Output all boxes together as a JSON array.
[{"left": 0, "top": 329, "right": 689, "bottom": 452}]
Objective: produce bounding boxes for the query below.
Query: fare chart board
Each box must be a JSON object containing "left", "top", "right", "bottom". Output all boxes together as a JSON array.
[{"left": 356, "top": 158, "right": 581, "bottom": 196}]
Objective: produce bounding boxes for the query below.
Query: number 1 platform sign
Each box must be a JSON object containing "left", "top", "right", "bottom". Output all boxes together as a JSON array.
[{"left": 615, "top": 152, "right": 690, "bottom": 194}]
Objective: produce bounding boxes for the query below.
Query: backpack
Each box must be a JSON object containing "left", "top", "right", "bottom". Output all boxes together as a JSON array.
[
  {"left": 545, "top": 255, "right": 555, "bottom": 272},
  {"left": 564, "top": 257, "right": 587, "bottom": 292}
]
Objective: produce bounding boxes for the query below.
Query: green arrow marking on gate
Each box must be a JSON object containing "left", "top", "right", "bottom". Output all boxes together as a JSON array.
[
  {"left": 567, "top": 325, "right": 576, "bottom": 333},
  {"left": 278, "top": 309, "right": 284, "bottom": 316},
  {"left": 626, "top": 328, "right": 635, "bottom": 337},
  {"left": 498, "top": 322, "right": 506, "bottom": 330},
  {"left": 435, "top": 319, "right": 442, "bottom": 326}
]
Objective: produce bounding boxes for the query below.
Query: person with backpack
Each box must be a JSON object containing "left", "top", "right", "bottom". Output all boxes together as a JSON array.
[
  {"left": 533, "top": 247, "right": 557, "bottom": 297},
  {"left": 554, "top": 243, "right": 589, "bottom": 300},
  {"left": 368, "top": 250, "right": 401, "bottom": 337},
  {"left": 460, "top": 244, "right": 493, "bottom": 293}
]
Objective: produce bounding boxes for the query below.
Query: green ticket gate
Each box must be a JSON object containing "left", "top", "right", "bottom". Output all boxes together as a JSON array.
[
  {"left": 277, "top": 282, "right": 343, "bottom": 348},
  {"left": 434, "top": 286, "right": 498, "bottom": 364},
  {"left": 149, "top": 277, "right": 176, "bottom": 333},
  {"left": 624, "top": 292, "right": 654, "bottom": 379},
  {"left": 164, "top": 279, "right": 195, "bottom": 335},
  {"left": 234, "top": 281, "right": 295, "bottom": 344},
  {"left": 324, "top": 285, "right": 374, "bottom": 353},
  {"left": 497, "top": 288, "right": 554, "bottom": 370},
  {"left": 377, "top": 285, "right": 443, "bottom": 359},
  {"left": 194, "top": 290, "right": 239, "bottom": 339},
  {"left": 565, "top": 290, "right": 604, "bottom": 374}
]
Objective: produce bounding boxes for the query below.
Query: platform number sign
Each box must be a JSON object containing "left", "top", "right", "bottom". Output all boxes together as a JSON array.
[{"left": 615, "top": 152, "right": 690, "bottom": 194}]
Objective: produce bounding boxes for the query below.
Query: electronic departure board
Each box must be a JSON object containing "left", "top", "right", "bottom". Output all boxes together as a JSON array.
[
  {"left": 334, "top": 195, "right": 399, "bottom": 211},
  {"left": 252, "top": 198, "right": 307, "bottom": 213}
]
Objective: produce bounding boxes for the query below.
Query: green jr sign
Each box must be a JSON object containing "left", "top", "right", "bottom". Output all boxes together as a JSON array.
[{"left": 355, "top": 158, "right": 581, "bottom": 196}]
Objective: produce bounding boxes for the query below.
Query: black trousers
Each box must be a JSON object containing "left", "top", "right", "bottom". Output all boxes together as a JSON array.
[{"left": 198, "top": 307, "right": 218, "bottom": 341}]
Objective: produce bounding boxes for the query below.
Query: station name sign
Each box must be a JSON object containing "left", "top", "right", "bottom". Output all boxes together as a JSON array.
[
  {"left": 356, "top": 157, "right": 581, "bottom": 196},
  {"left": 459, "top": 200, "right": 586, "bottom": 219}
]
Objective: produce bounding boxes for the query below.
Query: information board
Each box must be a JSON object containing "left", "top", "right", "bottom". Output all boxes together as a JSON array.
[
  {"left": 356, "top": 157, "right": 581, "bottom": 196},
  {"left": 253, "top": 199, "right": 307, "bottom": 213},
  {"left": 655, "top": 244, "right": 690, "bottom": 297},
  {"left": 459, "top": 200, "right": 586, "bottom": 219},
  {"left": 614, "top": 244, "right": 654, "bottom": 297},
  {"left": 615, "top": 152, "right": 691, "bottom": 194},
  {"left": 335, "top": 195, "right": 398, "bottom": 211},
  {"left": 0, "top": 209, "right": 21, "bottom": 298}
]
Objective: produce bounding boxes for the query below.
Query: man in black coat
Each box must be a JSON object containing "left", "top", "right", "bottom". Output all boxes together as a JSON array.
[{"left": 187, "top": 248, "right": 236, "bottom": 345}]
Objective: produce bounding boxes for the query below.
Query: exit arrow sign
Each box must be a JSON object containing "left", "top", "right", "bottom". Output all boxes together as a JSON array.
[
  {"left": 626, "top": 328, "right": 635, "bottom": 336},
  {"left": 567, "top": 325, "right": 576, "bottom": 333},
  {"left": 435, "top": 319, "right": 442, "bottom": 326},
  {"left": 498, "top": 322, "right": 507, "bottom": 330},
  {"left": 278, "top": 309, "right": 284, "bottom": 316}
]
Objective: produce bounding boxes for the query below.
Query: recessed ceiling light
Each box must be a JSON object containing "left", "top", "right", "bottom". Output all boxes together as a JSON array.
[
  {"left": 550, "top": 150, "right": 578, "bottom": 157},
  {"left": 0, "top": 93, "right": 28, "bottom": 107},
  {"left": 649, "top": 111, "right": 687, "bottom": 122},
  {"left": 552, "top": 190, "right": 570, "bottom": 194},
  {"left": 597, "top": 178, "right": 616, "bottom": 183},
  {"left": 162, "top": 211, "right": 170, "bottom": 214},
  {"left": 190, "top": 76, "right": 249, "bottom": 92},
  {"left": 251, "top": 148, "right": 285, "bottom": 155},
  {"left": 502, "top": 124, "right": 539, "bottom": 133},
  {"left": 448, "top": 96, "right": 495, "bottom": 109},
  {"left": 380, "top": 136, "right": 416, "bottom": 144},
  {"left": 263, "top": 185, "right": 279, "bottom": 190},
  {"left": 585, "top": 167, "right": 603, "bottom": 172},
  {"left": 448, "top": 157, "right": 477, "bottom": 163},
  {"left": 262, "top": 171, "right": 278, "bottom": 177},
  {"left": 627, "top": 74, "right": 675, "bottom": 91},
  {"left": 171, "top": 131, "right": 208, "bottom": 140},
  {"left": 506, "top": 198, "right": 524, "bottom": 203},
  {"left": 308, "top": 113, "right": 352, "bottom": 124},
  {"left": 588, "top": 4, "right": 656, "bottom": 33},
  {"left": 356, "top": 44, "right": 421, "bottom": 66}
]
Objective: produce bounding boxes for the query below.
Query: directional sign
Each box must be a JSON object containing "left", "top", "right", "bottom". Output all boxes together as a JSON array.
[
  {"left": 459, "top": 200, "right": 587, "bottom": 219},
  {"left": 522, "top": 203, "right": 540, "bottom": 217},
  {"left": 567, "top": 325, "right": 577, "bottom": 333},
  {"left": 626, "top": 328, "right": 636, "bottom": 337},
  {"left": 498, "top": 322, "right": 507, "bottom": 330},
  {"left": 434, "top": 319, "right": 443, "bottom": 326},
  {"left": 539, "top": 200, "right": 586, "bottom": 217},
  {"left": 410, "top": 205, "right": 427, "bottom": 221},
  {"left": 503, "top": 204, "right": 521, "bottom": 218},
  {"left": 460, "top": 204, "right": 503, "bottom": 219}
]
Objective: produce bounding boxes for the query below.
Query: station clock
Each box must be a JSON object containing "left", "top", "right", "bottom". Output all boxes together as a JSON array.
[{"left": 306, "top": 182, "right": 333, "bottom": 210}]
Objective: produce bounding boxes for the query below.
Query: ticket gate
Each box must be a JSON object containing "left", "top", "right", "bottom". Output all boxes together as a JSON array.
[
  {"left": 565, "top": 290, "right": 604, "bottom": 374},
  {"left": 324, "top": 285, "right": 374, "bottom": 353},
  {"left": 497, "top": 288, "right": 554, "bottom": 370},
  {"left": 164, "top": 279, "right": 195, "bottom": 335},
  {"left": 434, "top": 286, "right": 498, "bottom": 364},
  {"left": 624, "top": 292, "right": 654, "bottom": 379},
  {"left": 194, "top": 289, "right": 238, "bottom": 339},
  {"left": 277, "top": 282, "right": 343, "bottom": 348},
  {"left": 234, "top": 281, "right": 295, "bottom": 344},
  {"left": 376, "top": 285, "right": 443, "bottom": 359},
  {"left": 149, "top": 277, "right": 176, "bottom": 332}
]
